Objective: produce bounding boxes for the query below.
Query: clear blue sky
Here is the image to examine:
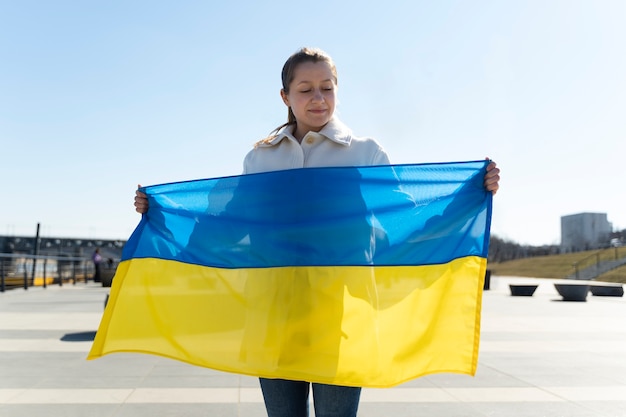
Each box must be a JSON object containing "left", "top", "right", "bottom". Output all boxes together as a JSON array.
[{"left": 1, "top": 0, "right": 625, "bottom": 246}]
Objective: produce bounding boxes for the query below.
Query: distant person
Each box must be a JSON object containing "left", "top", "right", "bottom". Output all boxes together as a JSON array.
[
  {"left": 92, "top": 248, "right": 103, "bottom": 283},
  {"left": 134, "top": 47, "right": 501, "bottom": 417}
]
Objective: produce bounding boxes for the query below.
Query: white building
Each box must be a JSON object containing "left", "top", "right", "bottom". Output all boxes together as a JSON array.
[{"left": 560, "top": 212, "right": 612, "bottom": 252}]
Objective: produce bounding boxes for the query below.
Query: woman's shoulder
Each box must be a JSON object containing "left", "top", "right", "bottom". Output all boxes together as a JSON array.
[{"left": 242, "top": 134, "right": 301, "bottom": 174}]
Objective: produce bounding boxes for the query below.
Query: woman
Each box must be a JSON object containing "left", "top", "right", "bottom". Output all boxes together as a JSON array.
[{"left": 135, "top": 47, "right": 500, "bottom": 417}]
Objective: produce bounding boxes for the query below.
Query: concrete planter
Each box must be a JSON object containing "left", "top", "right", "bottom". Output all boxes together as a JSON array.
[
  {"left": 509, "top": 284, "right": 538, "bottom": 296},
  {"left": 590, "top": 284, "right": 624, "bottom": 297},
  {"left": 554, "top": 283, "right": 589, "bottom": 302}
]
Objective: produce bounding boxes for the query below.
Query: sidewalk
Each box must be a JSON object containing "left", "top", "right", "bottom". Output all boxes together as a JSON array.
[{"left": 1, "top": 276, "right": 626, "bottom": 416}]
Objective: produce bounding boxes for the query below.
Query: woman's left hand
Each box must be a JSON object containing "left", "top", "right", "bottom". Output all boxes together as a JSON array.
[{"left": 484, "top": 159, "right": 500, "bottom": 195}]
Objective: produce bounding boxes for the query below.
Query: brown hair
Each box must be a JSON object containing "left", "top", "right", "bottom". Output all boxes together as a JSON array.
[{"left": 256, "top": 47, "right": 337, "bottom": 145}]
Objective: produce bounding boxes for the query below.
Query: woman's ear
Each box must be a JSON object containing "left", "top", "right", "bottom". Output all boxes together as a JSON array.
[{"left": 280, "top": 89, "right": 289, "bottom": 106}]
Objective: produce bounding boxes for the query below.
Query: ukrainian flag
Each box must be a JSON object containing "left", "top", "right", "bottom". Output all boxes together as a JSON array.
[{"left": 88, "top": 160, "right": 492, "bottom": 388}]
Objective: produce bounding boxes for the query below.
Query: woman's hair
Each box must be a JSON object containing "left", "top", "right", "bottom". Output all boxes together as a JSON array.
[{"left": 256, "top": 47, "right": 337, "bottom": 145}]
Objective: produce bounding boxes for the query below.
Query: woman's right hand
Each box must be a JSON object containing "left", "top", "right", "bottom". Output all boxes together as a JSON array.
[{"left": 134, "top": 184, "right": 149, "bottom": 214}]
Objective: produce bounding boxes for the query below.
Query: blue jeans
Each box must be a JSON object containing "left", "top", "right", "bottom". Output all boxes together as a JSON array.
[{"left": 259, "top": 378, "right": 361, "bottom": 417}]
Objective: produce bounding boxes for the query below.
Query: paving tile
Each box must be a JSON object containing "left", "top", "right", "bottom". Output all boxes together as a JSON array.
[{"left": 2, "top": 277, "right": 626, "bottom": 416}]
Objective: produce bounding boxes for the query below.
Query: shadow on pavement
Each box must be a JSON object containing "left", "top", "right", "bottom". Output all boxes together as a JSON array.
[{"left": 61, "top": 331, "right": 97, "bottom": 342}]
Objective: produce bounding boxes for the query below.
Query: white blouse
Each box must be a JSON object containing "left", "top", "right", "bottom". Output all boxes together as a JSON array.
[{"left": 243, "top": 118, "right": 390, "bottom": 175}]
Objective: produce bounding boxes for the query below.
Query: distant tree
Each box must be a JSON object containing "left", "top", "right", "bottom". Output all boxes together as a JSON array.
[
  {"left": 488, "top": 236, "right": 521, "bottom": 263},
  {"left": 488, "top": 235, "right": 559, "bottom": 263}
]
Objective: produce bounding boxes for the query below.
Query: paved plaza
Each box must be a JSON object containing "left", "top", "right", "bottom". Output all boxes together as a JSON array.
[{"left": 1, "top": 275, "right": 626, "bottom": 417}]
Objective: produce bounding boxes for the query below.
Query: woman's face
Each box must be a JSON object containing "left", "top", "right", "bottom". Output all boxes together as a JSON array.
[{"left": 281, "top": 61, "right": 336, "bottom": 141}]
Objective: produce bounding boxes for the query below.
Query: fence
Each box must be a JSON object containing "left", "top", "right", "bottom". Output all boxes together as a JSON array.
[
  {"left": 0, "top": 253, "right": 103, "bottom": 291},
  {"left": 571, "top": 246, "right": 626, "bottom": 279}
]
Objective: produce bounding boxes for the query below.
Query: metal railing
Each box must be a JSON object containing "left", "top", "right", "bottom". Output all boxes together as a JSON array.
[
  {"left": 571, "top": 246, "right": 626, "bottom": 280},
  {"left": 0, "top": 253, "right": 95, "bottom": 292}
]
